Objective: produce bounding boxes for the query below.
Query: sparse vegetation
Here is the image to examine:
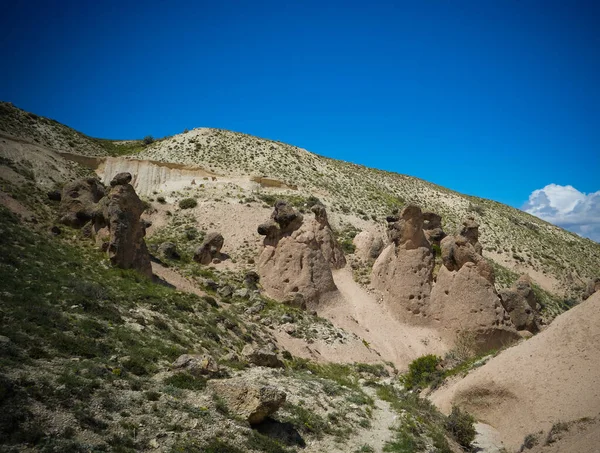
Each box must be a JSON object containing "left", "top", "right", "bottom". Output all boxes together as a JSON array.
[
  {"left": 445, "top": 405, "right": 476, "bottom": 449},
  {"left": 178, "top": 197, "right": 198, "bottom": 209}
]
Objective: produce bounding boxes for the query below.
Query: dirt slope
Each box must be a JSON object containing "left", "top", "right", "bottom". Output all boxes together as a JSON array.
[{"left": 430, "top": 291, "right": 600, "bottom": 450}]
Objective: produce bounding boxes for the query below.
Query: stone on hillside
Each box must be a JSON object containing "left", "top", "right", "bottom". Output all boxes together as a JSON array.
[
  {"left": 244, "top": 271, "right": 260, "bottom": 290},
  {"left": 257, "top": 201, "right": 337, "bottom": 308},
  {"left": 110, "top": 172, "right": 133, "bottom": 186},
  {"left": 208, "top": 378, "right": 286, "bottom": 424},
  {"left": 371, "top": 205, "right": 435, "bottom": 318},
  {"left": 95, "top": 173, "right": 152, "bottom": 277},
  {"left": 422, "top": 211, "right": 446, "bottom": 246},
  {"left": 47, "top": 190, "right": 61, "bottom": 201},
  {"left": 157, "top": 242, "right": 180, "bottom": 260},
  {"left": 499, "top": 275, "right": 540, "bottom": 333},
  {"left": 583, "top": 277, "right": 600, "bottom": 299},
  {"left": 369, "top": 236, "right": 384, "bottom": 259},
  {"left": 172, "top": 353, "right": 219, "bottom": 376},
  {"left": 194, "top": 232, "right": 224, "bottom": 265},
  {"left": 241, "top": 344, "right": 284, "bottom": 368},
  {"left": 58, "top": 177, "right": 106, "bottom": 227},
  {"left": 310, "top": 203, "right": 346, "bottom": 269},
  {"left": 353, "top": 231, "right": 384, "bottom": 261},
  {"left": 440, "top": 217, "right": 493, "bottom": 283}
]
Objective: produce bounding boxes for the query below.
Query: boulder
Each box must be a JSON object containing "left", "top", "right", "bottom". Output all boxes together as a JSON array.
[
  {"left": 499, "top": 275, "right": 540, "bottom": 333},
  {"left": 58, "top": 177, "right": 105, "bottom": 227},
  {"left": 241, "top": 344, "right": 284, "bottom": 368},
  {"left": 371, "top": 205, "right": 435, "bottom": 317},
  {"left": 257, "top": 201, "right": 337, "bottom": 308},
  {"left": 208, "top": 378, "right": 286, "bottom": 424},
  {"left": 96, "top": 173, "right": 152, "bottom": 277},
  {"left": 172, "top": 353, "right": 219, "bottom": 376},
  {"left": 353, "top": 231, "right": 384, "bottom": 261},
  {"left": 194, "top": 232, "right": 224, "bottom": 265},
  {"left": 244, "top": 271, "right": 260, "bottom": 290},
  {"left": 157, "top": 242, "right": 180, "bottom": 260}
]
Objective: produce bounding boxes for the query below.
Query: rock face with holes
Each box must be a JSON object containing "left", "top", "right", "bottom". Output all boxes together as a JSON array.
[
  {"left": 58, "top": 177, "right": 106, "bottom": 227},
  {"left": 371, "top": 205, "right": 435, "bottom": 318},
  {"left": 257, "top": 201, "right": 337, "bottom": 309},
  {"left": 208, "top": 378, "right": 286, "bottom": 424},
  {"left": 94, "top": 172, "right": 153, "bottom": 277},
  {"left": 499, "top": 275, "right": 541, "bottom": 333},
  {"left": 429, "top": 217, "right": 518, "bottom": 351}
]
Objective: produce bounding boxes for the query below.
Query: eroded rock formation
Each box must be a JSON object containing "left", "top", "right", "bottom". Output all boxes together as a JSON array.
[
  {"left": 58, "top": 172, "right": 152, "bottom": 277},
  {"left": 58, "top": 177, "right": 105, "bottom": 227},
  {"left": 440, "top": 217, "right": 494, "bottom": 283},
  {"left": 96, "top": 173, "right": 153, "bottom": 277},
  {"left": 371, "top": 205, "right": 435, "bottom": 317},
  {"left": 194, "top": 232, "right": 225, "bottom": 264},
  {"left": 257, "top": 201, "right": 338, "bottom": 308},
  {"left": 422, "top": 211, "right": 446, "bottom": 246},
  {"left": 499, "top": 275, "right": 541, "bottom": 333},
  {"left": 430, "top": 216, "right": 518, "bottom": 350},
  {"left": 310, "top": 203, "right": 346, "bottom": 269}
]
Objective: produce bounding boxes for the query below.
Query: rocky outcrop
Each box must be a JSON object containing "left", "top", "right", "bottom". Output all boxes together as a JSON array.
[
  {"left": 157, "top": 242, "right": 180, "bottom": 260},
  {"left": 310, "top": 203, "right": 346, "bottom": 269},
  {"left": 96, "top": 173, "right": 153, "bottom": 277},
  {"left": 172, "top": 353, "right": 219, "bottom": 376},
  {"left": 193, "top": 232, "right": 224, "bottom": 264},
  {"left": 58, "top": 177, "right": 105, "bottom": 227},
  {"left": 208, "top": 378, "right": 286, "bottom": 424},
  {"left": 58, "top": 173, "right": 152, "bottom": 277},
  {"left": 440, "top": 217, "right": 494, "bottom": 283},
  {"left": 422, "top": 211, "right": 446, "bottom": 246},
  {"left": 241, "top": 344, "right": 284, "bottom": 368},
  {"left": 429, "top": 217, "right": 519, "bottom": 350},
  {"left": 371, "top": 205, "right": 435, "bottom": 317},
  {"left": 499, "top": 275, "right": 541, "bottom": 333},
  {"left": 257, "top": 201, "right": 337, "bottom": 309}
]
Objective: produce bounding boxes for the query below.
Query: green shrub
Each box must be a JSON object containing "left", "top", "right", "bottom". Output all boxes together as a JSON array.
[
  {"left": 179, "top": 198, "right": 197, "bottom": 209},
  {"left": 445, "top": 406, "right": 476, "bottom": 449},
  {"left": 157, "top": 196, "right": 166, "bottom": 204},
  {"left": 402, "top": 355, "right": 442, "bottom": 390},
  {"left": 143, "top": 135, "right": 154, "bottom": 145},
  {"left": 340, "top": 238, "right": 356, "bottom": 254}
]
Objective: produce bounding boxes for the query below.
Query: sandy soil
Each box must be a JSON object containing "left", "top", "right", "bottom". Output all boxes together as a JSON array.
[
  {"left": 430, "top": 291, "right": 600, "bottom": 450},
  {"left": 318, "top": 268, "right": 449, "bottom": 370}
]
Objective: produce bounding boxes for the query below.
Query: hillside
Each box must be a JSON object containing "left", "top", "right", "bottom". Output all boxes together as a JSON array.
[
  {"left": 137, "top": 127, "right": 599, "bottom": 302},
  {"left": 2, "top": 102, "right": 599, "bottom": 304},
  {"left": 430, "top": 291, "right": 600, "bottom": 451},
  {"left": 1, "top": 102, "right": 600, "bottom": 453}
]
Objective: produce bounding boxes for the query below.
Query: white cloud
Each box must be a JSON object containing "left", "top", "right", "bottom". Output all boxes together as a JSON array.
[{"left": 523, "top": 184, "right": 600, "bottom": 242}]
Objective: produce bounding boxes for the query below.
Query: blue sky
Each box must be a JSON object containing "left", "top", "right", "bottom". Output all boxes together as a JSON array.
[{"left": 1, "top": 1, "right": 599, "bottom": 239}]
